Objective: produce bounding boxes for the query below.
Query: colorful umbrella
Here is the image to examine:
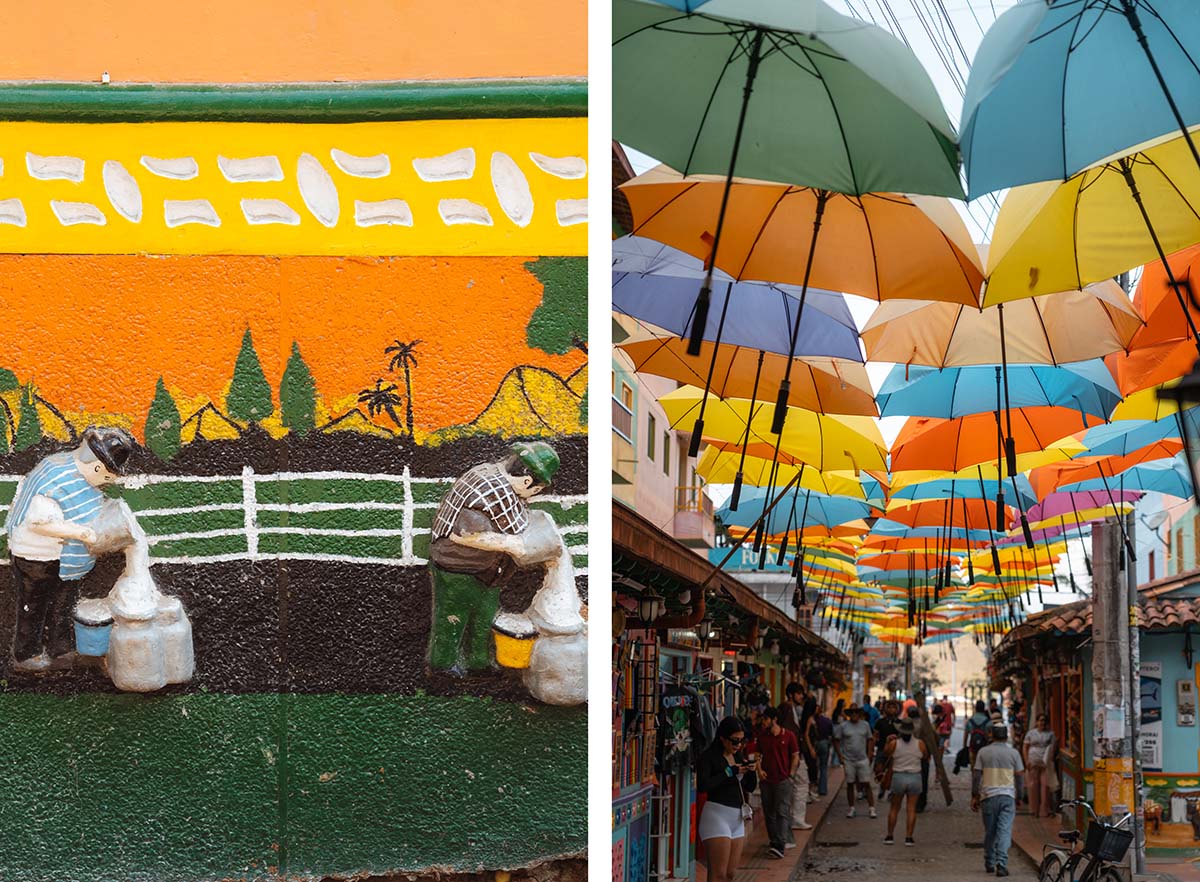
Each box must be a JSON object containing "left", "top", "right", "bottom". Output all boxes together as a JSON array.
[
  {"left": 1057, "top": 456, "right": 1192, "bottom": 499},
  {"left": 960, "top": 0, "right": 1200, "bottom": 199}
]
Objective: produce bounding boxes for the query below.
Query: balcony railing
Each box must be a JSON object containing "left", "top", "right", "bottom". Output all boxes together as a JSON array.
[
  {"left": 612, "top": 396, "right": 633, "bottom": 440},
  {"left": 675, "top": 485, "right": 713, "bottom": 517}
]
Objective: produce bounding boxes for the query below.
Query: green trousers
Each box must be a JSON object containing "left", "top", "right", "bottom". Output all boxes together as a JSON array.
[{"left": 428, "top": 566, "right": 501, "bottom": 670}]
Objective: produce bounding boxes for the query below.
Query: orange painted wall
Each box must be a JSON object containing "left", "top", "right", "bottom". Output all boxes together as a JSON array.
[
  {"left": 0, "top": 254, "right": 584, "bottom": 430},
  {"left": 0, "top": 0, "right": 586, "bottom": 83}
]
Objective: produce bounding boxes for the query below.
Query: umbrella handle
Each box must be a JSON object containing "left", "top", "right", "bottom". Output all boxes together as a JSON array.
[
  {"left": 1020, "top": 513, "right": 1034, "bottom": 550},
  {"left": 1005, "top": 436, "right": 1018, "bottom": 478},
  {"left": 730, "top": 471, "right": 744, "bottom": 511},
  {"left": 688, "top": 418, "right": 704, "bottom": 458},
  {"left": 770, "top": 379, "right": 791, "bottom": 435},
  {"left": 686, "top": 284, "right": 711, "bottom": 357}
]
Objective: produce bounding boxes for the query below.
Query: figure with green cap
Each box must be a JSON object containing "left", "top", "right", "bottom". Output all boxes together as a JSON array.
[{"left": 428, "top": 441, "right": 562, "bottom": 674}]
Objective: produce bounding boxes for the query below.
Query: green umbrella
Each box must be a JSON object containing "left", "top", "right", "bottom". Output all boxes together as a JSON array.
[{"left": 614, "top": 0, "right": 962, "bottom": 357}]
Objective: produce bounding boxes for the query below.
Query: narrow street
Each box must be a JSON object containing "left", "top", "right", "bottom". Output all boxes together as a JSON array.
[{"left": 800, "top": 758, "right": 1038, "bottom": 880}]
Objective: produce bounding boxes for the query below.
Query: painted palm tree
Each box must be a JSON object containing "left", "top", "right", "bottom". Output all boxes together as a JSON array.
[
  {"left": 384, "top": 339, "right": 421, "bottom": 437},
  {"left": 358, "top": 379, "right": 404, "bottom": 429}
]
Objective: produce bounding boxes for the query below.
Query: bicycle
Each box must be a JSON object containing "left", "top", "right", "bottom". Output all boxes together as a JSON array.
[{"left": 1037, "top": 798, "right": 1133, "bottom": 882}]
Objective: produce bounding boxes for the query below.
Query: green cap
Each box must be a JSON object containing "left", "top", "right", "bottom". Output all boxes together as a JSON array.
[{"left": 511, "top": 441, "right": 559, "bottom": 486}]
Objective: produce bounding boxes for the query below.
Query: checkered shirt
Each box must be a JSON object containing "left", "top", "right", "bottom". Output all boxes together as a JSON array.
[{"left": 431, "top": 463, "right": 530, "bottom": 540}]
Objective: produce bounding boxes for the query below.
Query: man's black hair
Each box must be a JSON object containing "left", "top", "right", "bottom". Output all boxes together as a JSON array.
[{"left": 761, "top": 706, "right": 779, "bottom": 721}]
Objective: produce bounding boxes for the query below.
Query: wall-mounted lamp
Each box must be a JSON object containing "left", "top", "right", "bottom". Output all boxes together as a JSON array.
[{"left": 638, "top": 590, "right": 664, "bottom": 624}]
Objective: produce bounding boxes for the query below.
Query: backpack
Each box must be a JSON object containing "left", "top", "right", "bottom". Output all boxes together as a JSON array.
[{"left": 968, "top": 723, "right": 989, "bottom": 754}]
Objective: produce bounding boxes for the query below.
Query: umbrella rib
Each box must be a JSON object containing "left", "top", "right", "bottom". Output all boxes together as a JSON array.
[
  {"left": 1057, "top": 8, "right": 1089, "bottom": 196},
  {"left": 942, "top": 304, "right": 965, "bottom": 369},
  {"left": 857, "top": 194, "right": 884, "bottom": 302},
  {"left": 1140, "top": 151, "right": 1200, "bottom": 223},
  {"left": 682, "top": 32, "right": 749, "bottom": 177},
  {"left": 630, "top": 181, "right": 698, "bottom": 238},
  {"left": 796, "top": 42, "right": 863, "bottom": 196},
  {"left": 734, "top": 185, "right": 796, "bottom": 281},
  {"left": 612, "top": 12, "right": 707, "bottom": 48},
  {"left": 1142, "top": 1, "right": 1200, "bottom": 77},
  {"left": 1032, "top": 302, "right": 1059, "bottom": 367}
]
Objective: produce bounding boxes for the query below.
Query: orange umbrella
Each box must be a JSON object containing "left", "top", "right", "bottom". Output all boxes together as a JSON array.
[
  {"left": 883, "top": 497, "right": 1012, "bottom": 530},
  {"left": 861, "top": 536, "right": 991, "bottom": 553},
  {"left": 858, "top": 552, "right": 959, "bottom": 571},
  {"left": 890, "top": 407, "right": 1098, "bottom": 473},
  {"left": 1106, "top": 336, "right": 1198, "bottom": 396},
  {"left": 617, "top": 337, "right": 877, "bottom": 416},
  {"left": 1127, "top": 243, "right": 1200, "bottom": 349},
  {"left": 620, "top": 166, "right": 983, "bottom": 303}
]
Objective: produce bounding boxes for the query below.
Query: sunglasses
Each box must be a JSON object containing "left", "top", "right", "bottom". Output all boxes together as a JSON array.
[{"left": 727, "top": 736, "right": 745, "bottom": 745}]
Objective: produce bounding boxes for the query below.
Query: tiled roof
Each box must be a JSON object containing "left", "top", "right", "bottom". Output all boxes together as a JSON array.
[{"left": 996, "top": 597, "right": 1200, "bottom": 660}]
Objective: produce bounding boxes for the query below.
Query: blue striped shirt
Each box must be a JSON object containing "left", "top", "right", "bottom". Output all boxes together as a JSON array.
[{"left": 7, "top": 454, "right": 104, "bottom": 580}]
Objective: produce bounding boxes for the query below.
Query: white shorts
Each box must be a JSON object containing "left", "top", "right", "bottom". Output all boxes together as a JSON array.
[
  {"left": 844, "top": 758, "right": 873, "bottom": 784},
  {"left": 698, "top": 800, "right": 746, "bottom": 841}
]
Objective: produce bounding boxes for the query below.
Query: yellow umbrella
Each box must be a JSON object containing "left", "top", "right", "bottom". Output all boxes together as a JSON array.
[
  {"left": 696, "top": 447, "right": 871, "bottom": 499},
  {"left": 986, "top": 128, "right": 1200, "bottom": 305},
  {"left": 1109, "top": 385, "right": 1196, "bottom": 422},
  {"left": 658, "top": 386, "right": 887, "bottom": 473},
  {"left": 618, "top": 336, "right": 877, "bottom": 416}
]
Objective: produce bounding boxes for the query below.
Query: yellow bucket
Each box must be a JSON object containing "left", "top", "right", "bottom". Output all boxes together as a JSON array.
[{"left": 493, "top": 614, "right": 537, "bottom": 669}]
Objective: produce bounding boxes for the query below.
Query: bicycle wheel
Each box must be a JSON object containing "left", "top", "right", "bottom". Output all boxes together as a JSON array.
[
  {"left": 1039, "top": 852, "right": 1069, "bottom": 882},
  {"left": 1094, "top": 868, "right": 1123, "bottom": 882}
]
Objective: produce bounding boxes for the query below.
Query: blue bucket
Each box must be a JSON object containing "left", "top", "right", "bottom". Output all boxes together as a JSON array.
[{"left": 74, "top": 599, "right": 114, "bottom": 657}]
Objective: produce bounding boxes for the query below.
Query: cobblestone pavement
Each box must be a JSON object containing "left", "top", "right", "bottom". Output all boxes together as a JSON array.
[{"left": 798, "top": 755, "right": 1039, "bottom": 881}]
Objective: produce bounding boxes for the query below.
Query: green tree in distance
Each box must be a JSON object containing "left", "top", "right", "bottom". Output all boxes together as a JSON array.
[
  {"left": 280, "top": 342, "right": 317, "bottom": 437},
  {"left": 524, "top": 257, "right": 587, "bottom": 355},
  {"left": 13, "top": 383, "right": 42, "bottom": 451},
  {"left": 227, "top": 328, "right": 273, "bottom": 424},
  {"left": 145, "top": 377, "right": 182, "bottom": 461},
  {"left": 384, "top": 338, "right": 421, "bottom": 437}
]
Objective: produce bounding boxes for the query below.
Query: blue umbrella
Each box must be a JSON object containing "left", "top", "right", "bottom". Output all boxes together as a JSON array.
[
  {"left": 1076, "top": 407, "right": 1200, "bottom": 459},
  {"left": 889, "top": 475, "right": 1037, "bottom": 511},
  {"left": 961, "top": 0, "right": 1200, "bottom": 198},
  {"left": 877, "top": 362, "right": 1121, "bottom": 421},
  {"left": 1058, "top": 456, "right": 1192, "bottom": 499},
  {"left": 612, "top": 236, "right": 862, "bottom": 362},
  {"left": 717, "top": 487, "right": 873, "bottom": 536},
  {"left": 869, "top": 521, "right": 999, "bottom": 543}
]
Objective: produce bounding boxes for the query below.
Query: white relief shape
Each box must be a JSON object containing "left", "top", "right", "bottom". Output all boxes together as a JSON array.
[
  {"left": 0, "top": 199, "right": 26, "bottom": 226},
  {"left": 241, "top": 199, "right": 301, "bottom": 226},
  {"left": 556, "top": 199, "right": 587, "bottom": 226},
  {"left": 491, "top": 152, "right": 533, "bottom": 228},
  {"left": 164, "top": 199, "right": 220, "bottom": 228},
  {"left": 413, "top": 148, "right": 475, "bottom": 182},
  {"left": 51, "top": 201, "right": 106, "bottom": 226},
  {"left": 354, "top": 199, "right": 412, "bottom": 227},
  {"left": 140, "top": 156, "right": 199, "bottom": 180},
  {"left": 529, "top": 153, "right": 587, "bottom": 180},
  {"left": 217, "top": 155, "right": 284, "bottom": 183},
  {"left": 102, "top": 160, "right": 143, "bottom": 223},
  {"left": 27, "top": 153, "right": 84, "bottom": 182},
  {"left": 331, "top": 149, "right": 390, "bottom": 178},
  {"left": 296, "top": 153, "right": 339, "bottom": 227},
  {"left": 439, "top": 199, "right": 492, "bottom": 226}
]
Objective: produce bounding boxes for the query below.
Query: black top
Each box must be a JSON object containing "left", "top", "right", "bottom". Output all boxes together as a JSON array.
[
  {"left": 696, "top": 744, "right": 757, "bottom": 808},
  {"left": 874, "top": 717, "right": 900, "bottom": 758}
]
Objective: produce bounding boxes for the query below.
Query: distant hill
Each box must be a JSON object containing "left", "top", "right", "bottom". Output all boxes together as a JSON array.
[{"left": 427, "top": 365, "right": 586, "bottom": 445}]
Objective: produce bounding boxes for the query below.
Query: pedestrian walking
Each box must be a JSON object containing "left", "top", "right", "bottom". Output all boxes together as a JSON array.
[
  {"left": 971, "top": 724, "right": 1025, "bottom": 877},
  {"left": 935, "top": 698, "right": 954, "bottom": 755},
  {"left": 1022, "top": 713, "right": 1057, "bottom": 818},
  {"left": 830, "top": 698, "right": 846, "bottom": 767},
  {"left": 873, "top": 699, "right": 902, "bottom": 798},
  {"left": 906, "top": 706, "right": 934, "bottom": 813},
  {"left": 834, "top": 704, "right": 877, "bottom": 819},
  {"left": 698, "top": 717, "right": 758, "bottom": 882},
  {"left": 814, "top": 703, "right": 834, "bottom": 797},
  {"left": 883, "top": 719, "right": 928, "bottom": 846},
  {"left": 800, "top": 696, "right": 821, "bottom": 803},
  {"left": 966, "top": 700, "right": 991, "bottom": 762},
  {"left": 755, "top": 707, "right": 799, "bottom": 859}
]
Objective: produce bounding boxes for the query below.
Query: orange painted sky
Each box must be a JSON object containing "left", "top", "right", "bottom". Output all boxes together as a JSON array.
[
  {"left": 0, "top": 1, "right": 585, "bottom": 82},
  {"left": 0, "top": 255, "right": 584, "bottom": 431}
]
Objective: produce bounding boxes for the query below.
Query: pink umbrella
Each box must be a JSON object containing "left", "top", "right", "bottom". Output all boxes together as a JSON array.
[{"left": 1018, "top": 490, "right": 1142, "bottom": 527}]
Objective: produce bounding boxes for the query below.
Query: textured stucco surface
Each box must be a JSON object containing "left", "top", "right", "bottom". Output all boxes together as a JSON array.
[{"left": 0, "top": 693, "right": 586, "bottom": 881}]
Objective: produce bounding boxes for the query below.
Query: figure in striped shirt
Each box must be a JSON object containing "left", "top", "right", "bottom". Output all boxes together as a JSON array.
[{"left": 6, "top": 427, "right": 134, "bottom": 672}]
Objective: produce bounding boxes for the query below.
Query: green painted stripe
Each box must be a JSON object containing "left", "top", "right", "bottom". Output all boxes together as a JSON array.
[
  {"left": 0, "top": 79, "right": 586, "bottom": 122},
  {"left": 256, "top": 507, "right": 406, "bottom": 532},
  {"left": 255, "top": 479, "right": 407, "bottom": 506}
]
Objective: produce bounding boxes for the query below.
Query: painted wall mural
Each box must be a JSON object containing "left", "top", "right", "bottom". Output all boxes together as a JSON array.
[{"left": 0, "top": 54, "right": 586, "bottom": 882}]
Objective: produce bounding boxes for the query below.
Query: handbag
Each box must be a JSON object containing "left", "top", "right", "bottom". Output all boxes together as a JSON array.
[{"left": 739, "top": 764, "right": 754, "bottom": 821}]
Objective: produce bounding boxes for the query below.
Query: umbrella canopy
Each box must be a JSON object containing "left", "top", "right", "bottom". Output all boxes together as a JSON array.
[
  {"left": 861, "top": 283, "right": 1142, "bottom": 367},
  {"left": 695, "top": 447, "right": 874, "bottom": 499},
  {"left": 1107, "top": 336, "right": 1199, "bottom": 396},
  {"left": 1126, "top": 242, "right": 1200, "bottom": 349},
  {"left": 876, "top": 361, "right": 1121, "bottom": 421},
  {"left": 718, "top": 487, "right": 875, "bottom": 534},
  {"left": 890, "top": 408, "right": 1096, "bottom": 474},
  {"left": 884, "top": 497, "right": 1011, "bottom": 531},
  {"left": 613, "top": 0, "right": 962, "bottom": 197},
  {"left": 1109, "top": 386, "right": 1196, "bottom": 422},
  {"left": 1075, "top": 407, "right": 1200, "bottom": 460},
  {"left": 1057, "top": 456, "right": 1192, "bottom": 499},
  {"left": 612, "top": 236, "right": 863, "bottom": 361},
  {"left": 1022, "top": 491, "right": 1142, "bottom": 526},
  {"left": 985, "top": 131, "right": 1200, "bottom": 304},
  {"left": 618, "top": 337, "right": 878, "bottom": 415},
  {"left": 960, "top": 0, "right": 1200, "bottom": 199},
  {"left": 1029, "top": 440, "right": 1185, "bottom": 498},
  {"left": 888, "top": 474, "right": 1037, "bottom": 509},
  {"left": 620, "top": 167, "right": 981, "bottom": 301},
  {"left": 658, "top": 386, "right": 888, "bottom": 472}
]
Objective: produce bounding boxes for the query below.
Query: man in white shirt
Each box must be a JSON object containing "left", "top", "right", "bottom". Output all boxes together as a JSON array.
[{"left": 971, "top": 724, "right": 1025, "bottom": 876}]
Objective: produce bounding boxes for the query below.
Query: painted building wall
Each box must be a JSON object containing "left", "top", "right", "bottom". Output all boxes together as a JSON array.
[{"left": 0, "top": 6, "right": 587, "bottom": 882}]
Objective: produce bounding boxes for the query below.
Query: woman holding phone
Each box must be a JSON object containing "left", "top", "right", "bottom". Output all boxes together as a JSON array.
[{"left": 698, "top": 717, "right": 758, "bottom": 882}]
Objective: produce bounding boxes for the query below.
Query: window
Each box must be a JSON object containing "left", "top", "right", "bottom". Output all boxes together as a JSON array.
[
  {"left": 647, "top": 414, "right": 656, "bottom": 461},
  {"left": 662, "top": 432, "right": 670, "bottom": 475},
  {"left": 621, "top": 382, "right": 633, "bottom": 410}
]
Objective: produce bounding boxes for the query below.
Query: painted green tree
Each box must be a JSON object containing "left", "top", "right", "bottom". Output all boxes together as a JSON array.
[
  {"left": 145, "top": 377, "right": 182, "bottom": 460},
  {"left": 524, "top": 257, "right": 587, "bottom": 355},
  {"left": 0, "top": 368, "right": 19, "bottom": 454},
  {"left": 227, "top": 328, "right": 273, "bottom": 424},
  {"left": 13, "top": 384, "right": 41, "bottom": 451},
  {"left": 280, "top": 342, "right": 316, "bottom": 437}
]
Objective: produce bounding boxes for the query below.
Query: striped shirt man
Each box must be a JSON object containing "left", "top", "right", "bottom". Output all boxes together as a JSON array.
[{"left": 8, "top": 452, "right": 104, "bottom": 580}]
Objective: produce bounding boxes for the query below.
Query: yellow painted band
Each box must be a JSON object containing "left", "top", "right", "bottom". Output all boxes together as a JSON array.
[{"left": 0, "top": 119, "right": 586, "bottom": 255}]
